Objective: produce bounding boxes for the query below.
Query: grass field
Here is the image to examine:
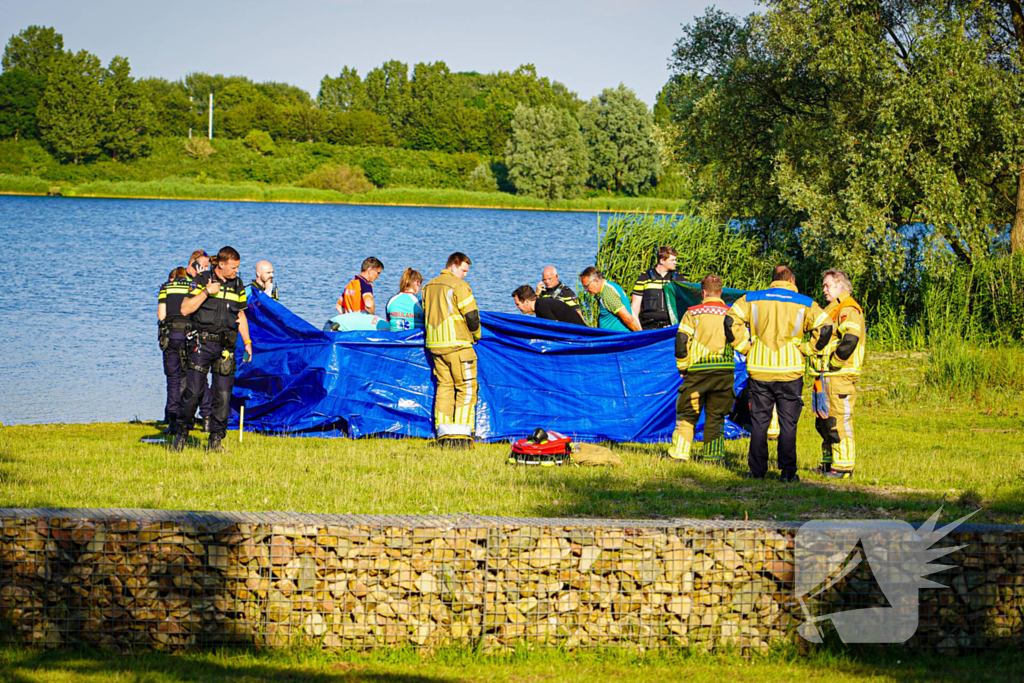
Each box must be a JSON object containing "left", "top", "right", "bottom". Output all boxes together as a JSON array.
[
  {"left": 1, "top": 352, "right": 1021, "bottom": 524},
  {"left": 1, "top": 645, "right": 1021, "bottom": 682},
  {"left": 1, "top": 353, "right": 1021, "bottom": 681}
]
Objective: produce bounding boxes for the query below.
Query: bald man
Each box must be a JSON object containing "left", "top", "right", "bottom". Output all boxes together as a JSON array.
[
  {"left": 536, "top": 266, "right": 579, "bottom": 309},
  {"left": 250, "top": 260, "right": 279, "bottom": 300}
]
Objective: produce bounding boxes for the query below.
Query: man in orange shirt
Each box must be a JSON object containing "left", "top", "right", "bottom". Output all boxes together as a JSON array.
[{"left": 336, "top": 257, "right": 384, "bottom": 315}]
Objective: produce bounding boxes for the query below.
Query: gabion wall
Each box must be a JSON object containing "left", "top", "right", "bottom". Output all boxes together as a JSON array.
[{"left": 0, "top": 509, "right": 1020, "bottom": 653}]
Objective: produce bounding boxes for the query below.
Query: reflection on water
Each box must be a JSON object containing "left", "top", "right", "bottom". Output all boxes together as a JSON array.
[{"left": 0, "top": 196, "right": 602, "bottom": 425}]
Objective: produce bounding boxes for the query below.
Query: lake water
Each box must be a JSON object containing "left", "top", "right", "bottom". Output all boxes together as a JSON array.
[{"left": 0, "top": 196, "right": 603, "bottom": 425}]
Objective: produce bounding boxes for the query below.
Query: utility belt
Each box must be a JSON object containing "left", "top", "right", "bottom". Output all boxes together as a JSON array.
[
  {"left": 187, "top": 328, "right": 239, "bottom": 376},
  {"left": 158, "top": 318, "right": 192, "bottom": 351}
]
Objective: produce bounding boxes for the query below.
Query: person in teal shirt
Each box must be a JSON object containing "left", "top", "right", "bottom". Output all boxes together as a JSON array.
[
  {"left": 580, "top": 267, "right": 642, "bottom": 332},
  {"left": 385, "top": 268, "right": 425, "bottom": 332}
]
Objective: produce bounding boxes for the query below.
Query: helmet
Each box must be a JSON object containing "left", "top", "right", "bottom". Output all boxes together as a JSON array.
[{"left": 527, "top": 427, "right": 548, "bottom": 444}]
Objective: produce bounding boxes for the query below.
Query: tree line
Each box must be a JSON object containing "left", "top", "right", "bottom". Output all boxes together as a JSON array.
[
  {"left": 0, "top": 25, "right": 662, "bottom": 199},
  {"left": 657, "top": 0, "right": 1024, "bottom": 293}
]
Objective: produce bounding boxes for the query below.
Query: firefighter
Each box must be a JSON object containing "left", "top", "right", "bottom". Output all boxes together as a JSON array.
[
  {"left": 726, "top": 266, "right": 833, "bottom": 482},
  {"left": 422, "top": 252, "right": 481, "bottom": 448},
  {"left": 631, "top": 246, "right": 678, "bottom": 330},
  {"left": 811, "top": 269, "right": 865, "bottom": 479},
  {"left": 172, "top": 246, "right": 253, "bottom": 453},
  {"left": 669, "top": 274, "right": 735, "bottom": 463}
]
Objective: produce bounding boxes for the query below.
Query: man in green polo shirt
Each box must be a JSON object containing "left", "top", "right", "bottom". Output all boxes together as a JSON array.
[{"left": 580, "top": 266, "right": 641, "bottom": 332}]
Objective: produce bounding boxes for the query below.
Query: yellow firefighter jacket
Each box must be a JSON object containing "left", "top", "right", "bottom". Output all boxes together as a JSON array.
[
  {"left": 675, "top": 297, "right": 734, "bottom": 374},
  {"left": 809, "top": 292, "right": 865, "bottom": 378},
  {"left": 422, "top": 270, "right": 481, "bottom": 355},
  {"left": 727, "top": 280, "right": 832, "bottom": 382}
]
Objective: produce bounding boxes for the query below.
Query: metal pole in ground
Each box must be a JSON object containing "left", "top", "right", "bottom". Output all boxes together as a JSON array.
[{"left": 239, "top": 404, "right": 244, "bottom": 443}]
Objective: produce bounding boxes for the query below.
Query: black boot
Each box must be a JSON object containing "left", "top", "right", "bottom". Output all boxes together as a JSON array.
[
  {"left": 162, "top": 421, "right": 178, "bottom": 436},
  {"left": 208, "top": 432, "right": 224, "bottom": 452},
  {"left": 171, "top": 429, "right": 188, "bottom": 452},
  {"left": 202, "top": 416, "right": 212, "bottom": 433}
]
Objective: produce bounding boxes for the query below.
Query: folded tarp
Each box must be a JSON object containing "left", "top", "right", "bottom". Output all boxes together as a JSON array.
[{"left": 230, "top": 290, "right": 749, "bottom": 443}]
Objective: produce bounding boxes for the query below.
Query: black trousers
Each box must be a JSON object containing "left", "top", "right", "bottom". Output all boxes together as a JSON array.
[
  {"left": 178, "top": 341, "right": 234, "bottom": 437},
  {"left": 162, "top": 332, "right": 187, "bottom": 423},
  {"left": 162, "top": 333, "right": 212, "bottom": 423},
  {"left": 748, "top": 378, "right": 803, "bottom": 478}
]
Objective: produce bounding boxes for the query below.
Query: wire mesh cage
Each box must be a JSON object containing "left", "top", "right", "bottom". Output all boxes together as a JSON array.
[{"left": 0, "top": 509, "right": 1020, "bottom": 653}]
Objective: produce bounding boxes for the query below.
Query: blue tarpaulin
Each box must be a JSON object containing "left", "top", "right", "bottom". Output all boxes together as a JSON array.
[{"left": 230, "top": 291, "right": 749, "bottom": 443}]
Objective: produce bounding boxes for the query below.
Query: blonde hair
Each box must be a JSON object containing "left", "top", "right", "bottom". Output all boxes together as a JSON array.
[
  {"left": 399, "top": 267, "right": 423, "bottom": 292},
  {"left": 169, "top": 266, "right": 188, "bottom": 281}
]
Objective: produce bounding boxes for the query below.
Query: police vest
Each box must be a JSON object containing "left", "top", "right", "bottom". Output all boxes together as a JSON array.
[
  {"left": 190, "top": 271, "right": 248, "bottom": 333},
  {"left": 159, "top": 277, "right": 193, "bottom": 322},
  {"left": 633, "top": 269, "right": 672, "bottom": 324}
]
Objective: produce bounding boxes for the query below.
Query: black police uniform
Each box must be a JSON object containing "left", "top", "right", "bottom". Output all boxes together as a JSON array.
[
  {"left": 534, "top": 297, "right": 586, "bottom": 326},
  {"left": 632, "top": 269, "right": 674, "bottom": 330},
  {"left": 158, "top": 277, "right": 194, "bottom": 429},
  {"left": 176, "top": 271, "right": 248, "bottom": 443},
  {"left": 184, "top": 272, "right": 214, "bottom": 426},
  {"left": 538, "top": 283, "right": 579, "bottom": 308}
]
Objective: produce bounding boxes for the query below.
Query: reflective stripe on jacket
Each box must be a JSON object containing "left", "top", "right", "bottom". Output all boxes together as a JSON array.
[
  {"left": 727, "top": 280, "right": 831, "bottom": 382},
  {"left": 422, "top": 270, "right": 480, "bottom": 354},
  {"left": 676, "top": 297, "right": 734, "bottom": 373},
  {"left": 810, "top": 293, "right": 865, "bottom": 377}
]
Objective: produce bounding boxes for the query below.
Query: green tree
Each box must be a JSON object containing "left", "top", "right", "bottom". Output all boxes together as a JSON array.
[
  {"left": 318, "top": 66, "right": 363, "bottom": 110},
  {"left": 666, "top": 3, "right": 1024, "bottom": 281},
  {"left": 362, "top": 60, "right": 411, "bottom": 136},
  {"left": 36, "top": 50, "right": 107, "bottom": 163},
  {"left": 0, "top": 68, "right": 45, "bottom": 139},
  {"left": 243, "top": 129, "right": 275, "bottom": 154},
  {"left": 504, "top": 104, "right": 588, "bottom": 200},
  {"left": 2, "top": 25, "right": 64, "bottom": 76},
  {"left": 137, "top": 77, "right": 196, "bottom": 137},
  {"left": 579, "top": 84, "right": 661, "bottom": 195},
  {"left": 102, "top": 56, "right": 150, "bottom": 161},
  {"left": 328, "top": 109, "right": 395, "bottom": 146}
]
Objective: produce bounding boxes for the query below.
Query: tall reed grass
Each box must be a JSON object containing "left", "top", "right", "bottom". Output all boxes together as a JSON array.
[
  {"left": 923, "top": 336, "right": 1024, "bottom": 400},
  {"left": 578, "top": 213, "right": 769, "bottom": 323},
  {"left": 0, "top": 174, "right": 51, "bottom": 195},
  {"left": 0, "top": 174, "right": 689, "bottom": 213}
]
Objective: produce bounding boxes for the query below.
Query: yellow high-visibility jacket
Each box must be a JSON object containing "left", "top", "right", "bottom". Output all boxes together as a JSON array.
[
  {"left": 810, "top": 293, "right": 865, "bottom": 378},
  {"left": 675, "top": 297, "right": 734, "bottom": 374},
  {"left": 727, "top": 280, "right": 832, "bottom": 382},
  {"left": 422, "top": 270, "right": 480, "bottom": 355}
]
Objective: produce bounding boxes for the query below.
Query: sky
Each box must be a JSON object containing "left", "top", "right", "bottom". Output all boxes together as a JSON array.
[{"left": 1, "top": 0, "right": 760, "bottom": 106}]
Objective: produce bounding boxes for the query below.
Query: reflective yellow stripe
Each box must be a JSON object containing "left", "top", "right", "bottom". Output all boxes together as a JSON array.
[{"left": 457, "top": 295, "right": 476, "bottom": 310}]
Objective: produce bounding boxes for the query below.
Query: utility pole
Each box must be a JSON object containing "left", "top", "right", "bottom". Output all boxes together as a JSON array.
[{"left": 208, "top": 93, "right": 214, "bottom": 139}]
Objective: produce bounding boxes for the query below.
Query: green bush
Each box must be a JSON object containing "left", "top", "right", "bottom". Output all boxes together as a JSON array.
[
  {"left": 243, "top": 130, "right": 275, "bottom": 155},
  {"left": 465, "top": 163, "right": 498, "bottom": 192},
  {"left": 361, "top": 156, "right": 391, "bottom": 187},
  {"left": 296, "top": 164, "right": 373, "bottom": 194}
]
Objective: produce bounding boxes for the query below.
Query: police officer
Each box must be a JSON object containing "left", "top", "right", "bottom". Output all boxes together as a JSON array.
[
  {"left": 157, "top": 266, "right": 192, "bottom": 434},
  {"left": 185, "top": 249, "right": 215, "bottom": 432},
  {"left": 631, "top": 246, "right": 678, "bottom": 330},
  {"left": 172, "top": 246, "right": 253, "bottom": 452},
  {"left": 669, "top": 274, "right": 735, "bottom": 463},
  {"left": 811, "top": 269, "right": 865, "bottom": 479},
  {"left": 726, "top": 266, "right": 833, "bottom": 482},
  {"left": 422, "top": 252, "right": 480, "bottom": 449},
  {"left": 536, "top": 266, "right": 580, "bottom": 309}
]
